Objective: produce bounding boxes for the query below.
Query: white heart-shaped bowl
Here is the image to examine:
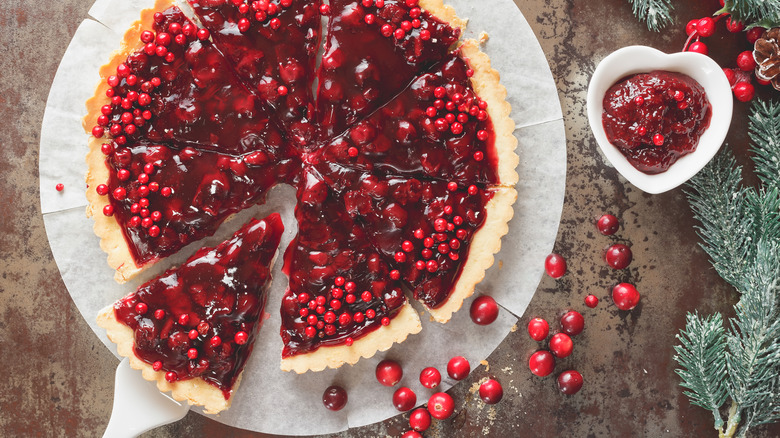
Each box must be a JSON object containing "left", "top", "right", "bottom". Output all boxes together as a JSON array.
[{"left": 586, "top": 45, "right": 733, "bottom": 194}]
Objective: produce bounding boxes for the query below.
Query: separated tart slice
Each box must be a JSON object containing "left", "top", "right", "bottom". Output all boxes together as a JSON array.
[
  {"left": 316, "top": 0, "right": 464, "bottom": 137},
  {"left": 187, "top": 0, "right": 323, "bottom": 147},
  {"left": 279, "top": 167, "right": 422, "bottom": 373},
  {"left": 97, "top": 214, "right": 284, "bottom": 414}
]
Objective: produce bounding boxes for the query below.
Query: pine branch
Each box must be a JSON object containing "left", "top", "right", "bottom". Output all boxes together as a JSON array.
[
  {"left": 749, "top": 100, "right": 780, "bottom": 191},
  {"left": 627, "top": 0, "right": 674, "bottom": 31},
  {"left": 718, "top": 0, "right": 780, "bottom": 29},
  {"left": 675, "top": 312, "right": 729, "bottom": 430}
]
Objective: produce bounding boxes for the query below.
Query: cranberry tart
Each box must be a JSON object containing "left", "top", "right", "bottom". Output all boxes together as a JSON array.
[
  {"left": 97, "top": 214, "right": 284, "bottom": 414},
  {"left": 86, "top": 0, "right": 519, "bottom": 374}
]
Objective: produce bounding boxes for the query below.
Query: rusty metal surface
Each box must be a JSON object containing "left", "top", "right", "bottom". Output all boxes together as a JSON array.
[{"left": 1, "top": 0, "right": 778, "bottom": 436}]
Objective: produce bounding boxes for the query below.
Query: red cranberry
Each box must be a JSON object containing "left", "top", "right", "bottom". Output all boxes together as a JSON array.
[
  {"left": 733, "top": 82, "right": 755, "bottom": 102},
  {"left": 560, "top": 311, "right": 584, "bottom": 336},
  {"left": 723, "top": 68, "right": 737, "bottom": 86},
  {"left": 736, "top": 51, "right": 756, "bottom": 72},
  {"left": 409, "top": 408, "right": 431, "bottom": 432},
  {"left": 557, "top": 370, "right": 583, "bottom": 395},
  {"left": 605, "top": 244, "right": 632, "bottom": 269},
  {"left": 596, "top": 214, "right": 619, "bottom": 235},
  {"left": 55, "top": 183, "right": 64, "bottom": 192},
  {"left": 376, "top": 359, "right": 403, "bottom": 387},
  {"left": 322, "top": 385, "right": 348, "bottom": 411},
  {"left": 585, "top": 294, "right": 599, "bottom": 308},
  {"left": 696, "top": 17, "right": 715, "bottom": 37},
  {"left": 612, "top": 283, "right": 641, "bottom": 310},
  {"left": 470, "top": 295, "right": 499, "bottom": 325},
  {"left": 688, "top": 41, "right": 708, "bottom": 55},
  {"left": 545, "top": 253, "right": 566, "bottom": 279},
  {"left": 447, "top": 356, "right": 470, "bottom": 380},
  {"left": 527, "top": 317, "right": 549, "bottom": 341},
  {"left": 725, "top": 17, "right": 744, "bottom": 33},
  {"left": 401, "top": 431, "right": 422, "bottom": 438},
  {"left": 479, "top": 379, "right": 503, "bottom": 404},
  {"left": 528, "top": 350, "right": 555, "bottom": 377},
  {"left": 427, "top": 392, "right": 454, "bottom": 420},
  {"left": 747, "top": 27, "right": 764, "bottom": 44},
  {"left": 549, "top": 333, "right": 573, "bottom": 358},
  {"left": 419, "top": 367, "right": 441, "bottom": 389},
  {"left": 393, "top": 387, "right": 417, "bottom": 412}
]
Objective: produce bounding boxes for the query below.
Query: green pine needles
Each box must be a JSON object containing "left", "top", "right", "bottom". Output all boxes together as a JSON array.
[
  {"left": 627, "top": 0, "right": 780, "bottom": 32},
  {"left": 627, "top": 0, "right": 674, "bottom": 31},
  {"left": 675, "top": 99, "right": 780, "bottom": 438}
]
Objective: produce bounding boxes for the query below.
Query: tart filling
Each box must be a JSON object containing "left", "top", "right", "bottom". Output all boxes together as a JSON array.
[{"left": 97, "top": 214, "right": 284, "bottom": 414}]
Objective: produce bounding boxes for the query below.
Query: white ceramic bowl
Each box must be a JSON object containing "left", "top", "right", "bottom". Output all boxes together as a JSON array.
[{"left": 587, "top": 45, "right": 733, "bottom": 194}]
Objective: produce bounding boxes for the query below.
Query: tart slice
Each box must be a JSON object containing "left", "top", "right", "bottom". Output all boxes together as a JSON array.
[
  {"left": 316, "top": 0, "right": 463, "bottom": 137},
  {"left": 187, "top": 0, "right": 322, "bottom": 147},
  {"left": 97, "top": 214, "right": 284, "bottom": 414},
  {"left": 84, "top": 0, "right": 289, "bottom": 156},
  {"left": 318, "top": 41, "right": 518, "bottom": 187},
  {"left": 279, "top": 166, "right": 422, "bottom": 373},
  {"left": 316, "top": 162, "right": 516, "bottom": 322},
  {"left": 86, "top": 141, "right": 298, "bottom": 282}
]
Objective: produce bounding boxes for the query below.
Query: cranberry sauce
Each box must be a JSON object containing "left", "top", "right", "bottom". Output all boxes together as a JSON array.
[
  {"left": 113, "top": 214, "right": 284, "bottom": 398},
  {"left": 103, "top": 142, "right": 298, "bottom": 266},
  {"left": 92, "top": 6, "right": 288, "bottom": 156},
  {"left": 316, "top": 0, "right": 461, "bottom": 137},
  {"left": 318, "top": 52, "right": 498, "bottom": 185},
  {"left": 280, "top": 167, "right": 407, "bottom": 357},
  {"left": 316, "top": 162, "right": 494, "bottom": 309},
  {"left": 187, "top": 0, "right": 323, "bottom": 148},
  {"left": 602, "top": 70, "right": 712, "bottom": 174}
]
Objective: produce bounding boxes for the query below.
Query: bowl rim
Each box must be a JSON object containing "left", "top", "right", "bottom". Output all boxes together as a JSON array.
[{"left": 586, "top": 45, "right": 733, "bottom": 194}]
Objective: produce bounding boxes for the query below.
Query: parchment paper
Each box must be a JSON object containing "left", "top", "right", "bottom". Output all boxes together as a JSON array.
[{"left": 39, "top": 0, "right": 566, "bottom": 434}]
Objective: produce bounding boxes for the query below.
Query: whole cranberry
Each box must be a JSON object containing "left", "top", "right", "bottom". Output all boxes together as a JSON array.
[
  {"left": 557, "top": 370, "right": 584, "bottom": 395},
  {"left": 605, "top": 244, "right": 632, "bottom": 270},
  {"left": 736, "top": 50, "right": 757, "bottom": 72},
  {"left": 527, "top": 317, "right": 550, "bottom": 341},
  {"left": 470, "top": 295, "right": 499, "bottom": 325},
  {"left": 427, "top": 392, "right": 455, "bottom": 420},
  {"left": 322, "top": 385, "right": 348, "bottom": 411},
  {"left": 409, "top": 408, "right": 431, "bottom": 431},
  {"left": 479, "top": 379, "right": 504, "bottom": 404},
  {"left": 549, "top": 333, "right": 573, "bottom": 358},
  {"left": 528, "top": 350, "right": 556, "bottom": 377},
  {"left": 419, "top": 367, "right": 441, "bottom": 389},
  {"left": 612, "top": 283, "right": 641, "bottom": 310},
  {"left": 447, "top": 356, "right": 470, "bottom": 380},
  {"left": 393, "top": 387, "right": 417, "bottom": 412},
  {"left": 596, "top": 214, "right": 620, "bottom": 235},
  {"left": 401, "top": 431, "right": 423, "bottom": 438},
  {"left": 585, "top": 294, "right": 599, "bottom": 308},
  {"left": 544, "top": 253, "right": 567, "bottom": 279},
  {"left": 376, "top": 359, "right": 403, "bottom": 387},
  {"left": 560, "top": 311, "right": 585, "bottom": 336}
]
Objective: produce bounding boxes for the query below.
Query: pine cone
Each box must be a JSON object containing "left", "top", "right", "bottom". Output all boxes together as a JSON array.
[{"left": 754, "top": 27, "right": 780, "bottom": 91}]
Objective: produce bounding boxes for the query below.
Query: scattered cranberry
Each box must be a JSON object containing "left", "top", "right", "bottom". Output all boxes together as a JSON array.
[
  {"left": 409, "top": 408, "right": 431, "bottom": 432},
  {"left": 725, "top": 17, "right": 744, "bottom": 33},
  {"left": 376, "top": 359, "right": 403, "bottom": 387},
  {"left": 479, "top": 379, "right": 503, "bottom": 404},
  {"left": 747, "top": 27, "right": 764, "bottom": 44},
  {"left": 529, "top": 350, "right": 556, "bottom": 377},
  {"left": 401, "top": 431, "right": 423, "bottom": 438},
  {"left": 585, "top": 294, "right": 599, "bottom": 308},
  {"left": 560, "top": 311, "right": 584, "bottom": 336},
  {"left": 723, "top": 68, "right": 736, "bottom": 86},
  {"left": 544, "top": 253, "right": 567, "bottom": 279},
  {"left": 736, "top": 51, "right": 756, "bottom": 72},
  {"left": 612, "top": 283, "right": 641, "bottom": 310},
  {"left": 549, "top": 333, "right": 574, "bottom": 358},
  {"left": 527, "top": 317, "right": 550, "bottom": 341},
  {"left": 557, "top": 370, "right": 584, "bottom": 395},
  {"left": 447, "top": 356, "right": 470, "bottom": 380},
  {"left": 688, "top": 41, "right": 708, "bottom": 55},
  {"left": 55, "top": 183, "right": 64, "bottom": 192},
  {"left": 470, "top": 295, "right": 499, "bottom": 325},
  {"left": 733, "top": 82, "right": 755, "bottom": 102},
  {"left": 696, "top": 17, "right": 715, "bottom": 37},
  {"left": 596, "top": 214, "right": 620, "bottom": 235},
  {"left": 427, "top": 392, "right": 455, "bottom": 420},
  {"left": 605, "top": 244, "right": 632, "bottom": 270},
  {"left": 322, "top": 385, "right": 348, "bottom": 411},
  {"left": 419, "top": 367, "right": 441, "bottom": 389},
  {"left": 393, "top": 387, "right": 417, "bottom": 412}
]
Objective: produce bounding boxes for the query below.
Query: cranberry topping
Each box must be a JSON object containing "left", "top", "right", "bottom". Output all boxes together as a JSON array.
[
  {"left": 602, "top": 71, "right": 712, "bottom": 174},
  {"left": 103, "top": 142, "right": 297, "bottom": 266},
  {"left": 113, "top": 214, "right": 284, "bottom": 398},
  {"left": 316, "top": 0, "right": 460, "bottom": 136},
  {"left": 187, "top": 0, "right": 322, "bottom": 147},
  {"left": 319, "top": 53, "right": 498, "bottom": 185},
  {"left": 280, "top": 167, "right": 407, "bottom": 357}
]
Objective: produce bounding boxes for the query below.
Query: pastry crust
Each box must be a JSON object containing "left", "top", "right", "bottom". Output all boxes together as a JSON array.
[
  {"left": 460, "top": 39, "right": 520, "bottom": 187},
  {"left": 420, "top": 0, "right": 468, "bottom": 34},
  {"left": 97, "top": 304, "right": 235, "bottom": 415},
  {"left": 427, "top": 187, "right": 517, "bottom": 323},
  {"left": 83, "top": 0, "right": 176, "bottom": 283},
  {"left": 281, "top": 302, "right": 422, "bottom": 373}
]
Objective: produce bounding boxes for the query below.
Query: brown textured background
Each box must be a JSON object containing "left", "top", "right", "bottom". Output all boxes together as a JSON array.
[{"left": 1, "top": 0, "right": 778, "bottom": 436}]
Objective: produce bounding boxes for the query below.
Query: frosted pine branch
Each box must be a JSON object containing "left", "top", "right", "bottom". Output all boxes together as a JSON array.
[{"left": 627, "top": 0, "right": 673, "bottom": 31}]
